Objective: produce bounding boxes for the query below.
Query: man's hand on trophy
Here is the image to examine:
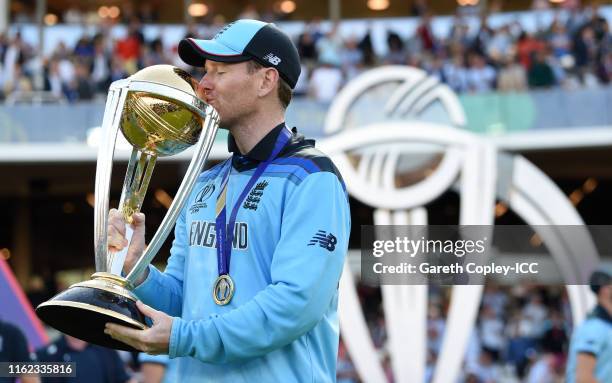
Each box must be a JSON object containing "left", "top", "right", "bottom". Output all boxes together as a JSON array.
[
  {"left": 107, "top": 208, "right": 148, "bottom": 282},
  {"left": 104, "top": 300, "right": 172, "bottom": 354}
]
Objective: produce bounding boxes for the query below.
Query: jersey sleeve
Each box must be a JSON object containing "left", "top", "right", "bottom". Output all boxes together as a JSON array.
[
  {"left": 574, "top": 320, "right": 607, "bottom": 357},
  {"left": 133, "top": 207, "right": 188, "bottom": 317},
  {"left": 168, "top": 171, "right": 351, "bottom": 362}
]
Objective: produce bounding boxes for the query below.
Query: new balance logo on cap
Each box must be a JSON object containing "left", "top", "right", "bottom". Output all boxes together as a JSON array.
[{"left": 263, "top": 53, "right": 281, "bottom": 66}]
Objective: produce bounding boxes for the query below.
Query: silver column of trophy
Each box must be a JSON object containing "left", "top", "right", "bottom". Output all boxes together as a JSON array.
[{"left": 36, "top": 65, "right": 219, "bottom": 351}]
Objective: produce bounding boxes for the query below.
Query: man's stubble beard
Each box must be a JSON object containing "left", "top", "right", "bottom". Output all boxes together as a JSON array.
[{"left": 219, "top": 104, "right": 256, "bottom": 132}]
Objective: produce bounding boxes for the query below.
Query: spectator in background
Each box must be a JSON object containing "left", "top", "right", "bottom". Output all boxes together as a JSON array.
[
  {"left": 486, "top": 24, "right": 513, "bottom": 64},
  {"left": 4, "top": 63, "right": 32, "bottom": 96},
  {"left": 427, "top": 304, "right": 445, "bottom": 356},
  {"left": 384, "top": 31, "right": 407, "bottom": 65},
  {"left": 482, "top": 284, "right": 508, "bottom": 317},
  {"left": 540, "top": 309, "right": 568, "bottom": 374},
  {"left": 443, "top": 53, "right": 468, "bottom": 93},
  {"left": 572, "top": 26, "right": 598, "bottom": 82},
  {"left": 426, "top": 54, "right": 446, "bottom": 83},
  {"left": 516, "top": 31, "right": 545, "bottom": 70},
  {"left": 498, "top": 54, "right": 528, "bottom": 92},
  {"left": 471, "top": 15, "right": 494, "bottom": 57},
  {"left": 448, "top": 16, "right": 471, "bottom": 48},
  {"left": 340, "top": 37, "right": 364, "bottom": 81},
  {"left": 525, "top": 353, "right": 556, "bottom": 383},
  {"left": 506, "top": 310, "right": 539, "bottom": 378},
  {"left": 36, "top": 335, "right": 135, "bottom": 383},
  {"left": 310, "top": 38, "right": 344, "bottom": 102},
  {"left": 115, "top": 20, "right": 144, "bottom": 74},
  {"left": 336, "top": 340, "right": 358, "bottom": 383},
  {"left": 523, "top": 293, "right": 549, "bottom": 337},
  {"left": 143, "top": 38, "right": 170, "bottom": 67},
  {"left": 479, "top": 304, "right": 506, "bottom": 362},
  {"left": 91, "top": 35, "right": 111, "bottom": 92},
  {"left": 110, "top": 56, "right": 128, "bottom": 83},
  {"left": 357, "top": 29, "right": 377, "bottom": 67},
  {"left": 465, "top": 52, "right": 496, "bottom": 93},
  {"left": 370, "top": 315, "right": 386, "bottom": 349},
  {"left": 0, "top": 318, "right": 39, "bottom": 383},
  {"left": 43, "top": 59, "right": 63, "bottom": 99},
  {"left": 73, "top": 37, "right": 94, "bottom": 61},
  {"left": 304, "top": 18, "right": 325, "bottom": 44},
  {"left": 309, "top": 58, "right": 343, "bottom": 102},
  {"left": 548, "top": 19, "right": 571, "bottom": 59},
  {"left": 0, "top": 32, "right": 9, "bottom": 61},
  {"left": 566, "top": 2, "right": 590, "bottom": 36},
  {"left": 316, "top": 24, "right": 343, "bottom": 69},
  {"left": 588, "top": 3, "right": 608, "bottom": 43},
  {"left": 528, "top": 50, "right": 556, "bottom": 88},
  {"left": 467, "top": 350, "right": 501, "bottom": 383},
  {"left": 416, "top": 12, "right": 436, "bottom": 53},
  {"left": 599, "top": 50, "right": 612, "bottom": 84},
  {"left": 424, "top": 349, "right": 437, "bottom": 383},
  {"left": 73, "top": 60, "right": 96, "bottom": 101},
  {"left": 297, "top": 31, "right": 318, "bottom": 63},
  {"left": 56, "top": 46, "right": 76, "bottom": 93},
  {"left": 2, "top": 32, "right": 29, "bottom": 90}
]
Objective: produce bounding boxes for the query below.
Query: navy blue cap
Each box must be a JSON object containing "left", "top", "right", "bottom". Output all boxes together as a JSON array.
[{"left": 178, "top": 19, "right": 301, "bottom": 89}]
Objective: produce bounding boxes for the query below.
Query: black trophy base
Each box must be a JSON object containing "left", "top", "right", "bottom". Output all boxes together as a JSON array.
[{"left": 36, "top": 273, "right": 146, "bottom": 352}]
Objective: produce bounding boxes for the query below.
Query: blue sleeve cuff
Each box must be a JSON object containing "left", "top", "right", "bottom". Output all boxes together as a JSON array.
[
  {"left": 169, "top": 316, "right": 184, "bottom": 358},
  {"left": 167, "top": 315, "right": 226, "bottom": 362},
  {"left": 133, "top": 264, "right": 162, "bottom": 303}
]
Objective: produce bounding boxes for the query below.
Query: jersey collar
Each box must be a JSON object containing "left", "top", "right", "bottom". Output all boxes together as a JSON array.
[
  {"left": 227, "top": 122, "right": 287, "bottom": 162},
  {"left": 593, "top": 304, "right": 612, "bottom": 324}
]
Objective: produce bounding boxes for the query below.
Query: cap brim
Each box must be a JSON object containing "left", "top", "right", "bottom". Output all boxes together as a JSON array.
[{"left": 178, "top": 38, "right": 250, "bottom": 67}]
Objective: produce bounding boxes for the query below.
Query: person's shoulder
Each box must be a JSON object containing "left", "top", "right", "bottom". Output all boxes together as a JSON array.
[
  {"left": 197, "top": 159, "right": 229, "bottom": 182},
  {"left": 0, "top": 322, "right": 29, "bottom": 347},
  {"left": 576, "top": 316, "right": 611, "bottom": 337},
  {"left": 277, "top": 135, "right": 346, "bottom": 189},
  {"left": 36, "top": 338, "right": 66, "bottom": 361},
  {"left": 0, "top": 321, "right": 23, "bottom": 337}
]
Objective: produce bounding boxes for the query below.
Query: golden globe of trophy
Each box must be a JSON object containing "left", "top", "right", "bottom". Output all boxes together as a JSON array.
[{"left": 36, "top": 65, "right": 219, "bottom": 351}]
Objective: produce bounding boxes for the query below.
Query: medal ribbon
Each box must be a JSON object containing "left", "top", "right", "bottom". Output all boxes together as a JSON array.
[{"left": 214, "top": 127, "right": 291, "bottom": 277}]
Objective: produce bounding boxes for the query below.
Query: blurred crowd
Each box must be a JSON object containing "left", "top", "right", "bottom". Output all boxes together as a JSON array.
[
  {"left": 298, "top": 3, "right": 610, "bottom": 102},
  {"left": 338, "top": 284, "right": 572, "bottom": 383},
  {"left": 0, "top": 3, "right": 609, "bottom": 104}
]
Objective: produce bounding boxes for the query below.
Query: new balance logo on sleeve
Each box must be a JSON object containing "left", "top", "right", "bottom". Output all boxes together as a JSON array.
[
  {"left": 263, "top": 53, "right": 281, "bottom": 65},
  {"left": 308, "top": 230, "right": 337, "bottom": 252}
]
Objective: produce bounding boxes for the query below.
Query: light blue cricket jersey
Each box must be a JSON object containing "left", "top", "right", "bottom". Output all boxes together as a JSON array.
[
  {"left": 134, "top": 123, "right": 351, "bottom": 382},
  {"left": 566, "top": 305, "right": 612, "bottom": 383}
]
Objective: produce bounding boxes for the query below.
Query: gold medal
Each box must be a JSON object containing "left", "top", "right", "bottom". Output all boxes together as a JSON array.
[{"left": 212, "top": 275, "right": 235, "bottom": 305}]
